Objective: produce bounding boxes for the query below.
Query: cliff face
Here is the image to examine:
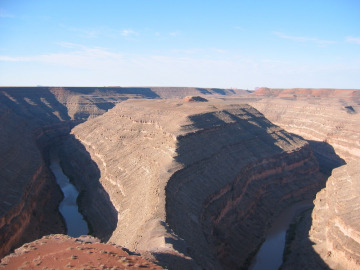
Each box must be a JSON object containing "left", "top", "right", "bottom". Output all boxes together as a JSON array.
[
  {"left": 310, "top": 161, "right": 360, "bottom": 269},
  {"left": 62, "top": 99, "right": 323, "bottom": 269},
  {"left": 0, "top": 87, "right": 243, "bottom": 259},
  {"left": 248, "top": 89, "right": 360, "bottom": 162},
  {"left": 0, "top": 109, "right": 64, "bottom": 258},
  {"left": 244, "top": 88, "right": 360, "bottom": 269}
]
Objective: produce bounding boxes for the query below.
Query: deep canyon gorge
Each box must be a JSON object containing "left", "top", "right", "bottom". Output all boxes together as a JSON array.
[{"left": 0, "top": 87, "right": 359, "bottom": 269}]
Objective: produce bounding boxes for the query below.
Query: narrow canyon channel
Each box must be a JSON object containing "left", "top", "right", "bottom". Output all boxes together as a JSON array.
[
  {"left": 250, "top": 202, "right": 313, "bottom": 270},
  {"left": 49, "top": 154, "right": 89, "bottom": 237}
]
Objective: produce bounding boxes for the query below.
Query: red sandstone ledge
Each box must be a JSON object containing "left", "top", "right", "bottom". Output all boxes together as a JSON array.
[{"left": 0, "top": 234, "right": 165, "bottom": 269}]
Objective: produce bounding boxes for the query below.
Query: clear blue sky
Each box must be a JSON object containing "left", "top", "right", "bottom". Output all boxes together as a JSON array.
[{"left": 0, "top": 0, "right": 359, "bottom": 89}]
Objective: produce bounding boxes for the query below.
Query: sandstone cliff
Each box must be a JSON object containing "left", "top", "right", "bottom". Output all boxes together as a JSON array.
[
  {"left": 0, "top": 108, "right": 64, "bottom": 258},
  {"left": 0, "top": 86, "right": 243, "bottom": 259},
  {"left": 310, "top": 160, "right": 360, "bottom": 269},
  {"left": 280, "top": 161, "right": 360, "bottom": 270},
  {"left": 241, "top": 88, "right": 360, "bottom": 269},
  {"left": 246, "top": 98, "right": 357, "bottom": 186},
  {"left": 61, "top": 99, "right": 323, "bottom": 269}
]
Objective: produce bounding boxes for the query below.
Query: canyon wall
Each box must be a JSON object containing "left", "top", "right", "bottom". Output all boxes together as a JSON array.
[
  {"left": 61, "top": 99, "right": 324, "bottom": 269},
  {"left": 0, "top": 108, "right": 64, "bottom": 258},
  {"left": 242, "top": 88, "right": 360, "bottom": 269},
  {"left": 2, "top": 86, "right": 358, "bottom": 269},
  {"left": 310, "top": 160, "right": 360, "bottom": 269},
  {"left": 0, "top": 86, "right": 243, "bottom": 259},
  {"left": 248, "top": 88, "right": 360, "bottom": 162}
]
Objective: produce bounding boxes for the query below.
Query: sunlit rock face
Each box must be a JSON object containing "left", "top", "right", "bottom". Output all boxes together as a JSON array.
[
  {"left": 62, "top": 99, "right": 323, "bottom": 269},
  {"left": 310, "top": 161, "right": 360, "bottom": 269},
  {"left": 0, "top": 86, "right": 244, "bottom": 260},
  {"left": 246, "top": 88, "right": 360, "bottom": 270},
  {"left": 249, "top": 88, "right": 360, "bottom": 163}
]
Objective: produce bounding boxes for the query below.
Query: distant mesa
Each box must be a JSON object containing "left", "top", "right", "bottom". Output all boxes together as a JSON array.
[{"left": 182, "top": 96, "right": 208, "bottom": 102}]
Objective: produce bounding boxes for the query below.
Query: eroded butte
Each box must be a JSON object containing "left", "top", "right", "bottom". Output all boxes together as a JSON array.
[{"left": 59, "top": 99, "right": 324, "bottom": 269}]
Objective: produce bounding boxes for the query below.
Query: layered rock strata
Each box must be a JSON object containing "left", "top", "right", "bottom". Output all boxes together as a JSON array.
[
  {"left": 61, "top": 99, "right": 323, "bottom": 269},
  {"left": 310, "top": 160, "right": 360, "bottom": 269},
  {"left": 281, "top": 161, "right": 360, "bottom": 270},
  {"left": 0, "top": 109, "right": 64, "bottom": 258},
  {"left": 0, "top": 87, "right": 243, "bottom": 259},
  {"left": 242, "top": 88, "right": 360, "bottom": 269},
  {"left": 248, "top": 89, "right": 360, "bottom": 162}
]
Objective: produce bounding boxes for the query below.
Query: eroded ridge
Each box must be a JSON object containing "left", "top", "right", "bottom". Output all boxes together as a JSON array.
[
  {"left": 245, "top": 88, "right": 360, "bottom": 269},
  {"left": 64, "top": 99, "right": 323, "bottom": 269},
  {"left": 310, "top": 161, "right": 360, "bottom": 269}
]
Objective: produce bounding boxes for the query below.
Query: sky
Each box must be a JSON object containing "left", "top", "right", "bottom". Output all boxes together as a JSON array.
[{"left": 0, "top": 0, "right": 359, "bottom": 89}]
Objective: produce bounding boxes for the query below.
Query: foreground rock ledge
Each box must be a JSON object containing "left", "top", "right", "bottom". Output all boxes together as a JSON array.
[
  {"left": 0, "top": 234, "right": 164, "bottom": 269},
  {"left": 60, "top": 99, "right": 323, "bottom": 269}
]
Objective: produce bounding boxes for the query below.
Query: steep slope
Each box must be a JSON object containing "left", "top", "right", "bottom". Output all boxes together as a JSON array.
[
  {"left": 61, "top": 99, "right": 323, "bottom": 269},
  {"left": 0, "top": 108, "right": 64, "bottom": 258},
  {"left": 0, "top": 86, "right": 243, "bottom": 259},
  {"left": 242, "top": 88, "right": 360, "bottom": 269},
  {"left": 310, "top": 160, "right": 360, "bottom": 269},
  {"left": 248, "top": 97, "right": 359, "bottom": 164}
]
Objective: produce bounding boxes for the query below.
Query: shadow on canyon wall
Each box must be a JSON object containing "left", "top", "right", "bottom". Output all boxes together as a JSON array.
[
  {"left": 281, "top": 209, "right": 331, "bottom": 270},
  {"left": 195, "top": 88, "right": 233, "bottom": 95},
  {"left": 165, "top": 107, "right": 327, "bottom": 269},
  {"left": 59, "top": 134, "right": 118, "bottom": 242},
  {"left": 1, "top": 88, "right": 119, "bottom": 242},
  {"left": 164, "top": 107, "right": 348, "bottom": 269},
  {"left": 0, "top": 87, "right": 71, "bottom": 123},
  {"left": 281, "top": 141, "right": 345, "bottom": 270},
  {"left": 47, "top": 86, "right": 161, "bottom": 99},
  {"left": 308, "top": 140, "right": 346, "bottom": 175}
]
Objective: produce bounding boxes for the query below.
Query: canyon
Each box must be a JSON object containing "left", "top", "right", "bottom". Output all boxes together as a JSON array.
[
  {"left": 242, "top": 88, "right": 360, "bottom": 269},
  {"left": 0, "top": 87, "right": 359, "bottom": 269}
]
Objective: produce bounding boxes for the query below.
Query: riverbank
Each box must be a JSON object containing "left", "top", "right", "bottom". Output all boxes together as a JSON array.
[
  {"left": 250, "top": 202, "right": 313, "bottom": 270},
  {"left": 49, "top": 154, "right": 88, "bottom": 237}
]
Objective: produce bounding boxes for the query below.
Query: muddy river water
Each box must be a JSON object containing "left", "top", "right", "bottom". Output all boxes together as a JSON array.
[
  {"left": 49, "top": 152, "right": 312, "bottom": 268},
  {"left": 250, "top": 202, "right": 313, "bottom": 270},
  {"left": 49, "top": 155, "right": 89, "bottom": 237}
]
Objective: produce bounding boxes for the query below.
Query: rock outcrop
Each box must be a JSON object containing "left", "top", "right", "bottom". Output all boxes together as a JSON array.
[
  {"left": 0, "top": 234, "right": 165, "bottom": 269},
  {"left": 240, "top": 88, "right": 360, "bottom": 269},
  {"left": 0, "top": 86, "right": 243, "bottom": 259},
  {"left": 281, "top": 161, "right": 360, "bottom": 270},
  {"left": 0, "top": 108, "right": 64, "bottom": 258},
  {"left": 310, "top": 160, "right": 360, "bottom": 269},
  {"left": 248, "top": 88, "right": 360, "bottom": 162},
  {"left": 61, "top": 99, "right": 323, "bottom": 269}
]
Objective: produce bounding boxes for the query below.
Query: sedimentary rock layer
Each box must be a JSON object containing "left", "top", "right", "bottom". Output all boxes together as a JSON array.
[
  {"left": 248, "top": 89, "right": 360, "bottom": 162},
  {"left": 62, "top": 99, "right": 323, "bottom": 269},
  {"left": 252, "top": 87, "right": 360, "bottom": 101},
  {"left": 310, "top": 161, "right": 360, "bottom": 269},
  {"left": 0, "top": 86, "right": 243, "bottom": 259},
  {"left": 0, "top": 109, "right": 64, "bottom": 258},
  {"left": 242, "top": 88, "right": 360, "bottom": 269},
  {"left": 281, "top": 161, "right": 360, "bottom": 270}
]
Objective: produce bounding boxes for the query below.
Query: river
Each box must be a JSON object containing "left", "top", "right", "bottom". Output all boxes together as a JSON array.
[
  {"left": 49, "top": 155, "right": 89, "bottom": 237},
  {"left": 250, "top": 202, "right": 313, "bottom": 270}
]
